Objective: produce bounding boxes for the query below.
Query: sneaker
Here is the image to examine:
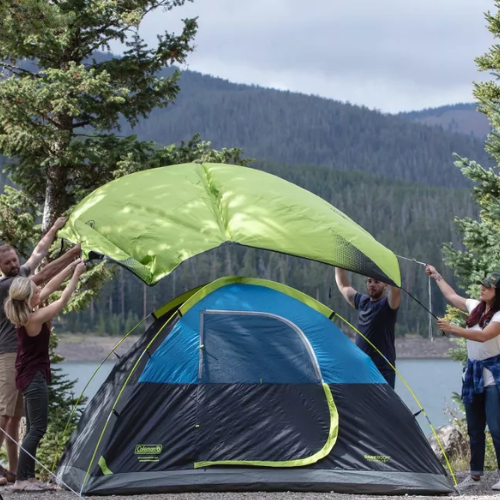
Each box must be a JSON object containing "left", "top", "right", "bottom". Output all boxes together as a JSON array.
[
  {"left": 455, "top": 475, "right": 481, "bottom": 492},
  {"left": 492, "top": 478, "right": 500, "bottom": 490}
]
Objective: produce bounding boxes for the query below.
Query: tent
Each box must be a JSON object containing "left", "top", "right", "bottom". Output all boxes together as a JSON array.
[{"left": 57, "top": 277, "right": 453, "bottom": 496}]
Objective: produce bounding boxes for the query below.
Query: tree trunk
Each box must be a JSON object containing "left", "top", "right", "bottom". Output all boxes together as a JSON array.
[
  {"left": 42, "top": 168, "right": 68, "bottom": 233},
  {"left": 42, "top": 114, "right": 72, "bottom": 234},
  {"left": 42, "top": 174, "right": 62, "bottom": 234}
]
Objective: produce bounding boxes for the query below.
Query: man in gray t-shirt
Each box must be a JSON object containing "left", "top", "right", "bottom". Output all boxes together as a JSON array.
[{"left": 0, "top": 217, "right": 80, "bottom": 483}]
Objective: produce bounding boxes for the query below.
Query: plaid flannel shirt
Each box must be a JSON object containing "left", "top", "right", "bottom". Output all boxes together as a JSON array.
[{"left": 462, "top": 353, "right": 500, "bottom": 403}]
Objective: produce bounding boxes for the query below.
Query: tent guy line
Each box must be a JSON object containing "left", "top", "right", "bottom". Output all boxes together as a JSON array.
[
  {"left": 396, "top": 254, "right": 441, "bottom": 340},
  {"left": 51, "top": 315, "right": 151, "bottom": 473},
  {"left": 0, "top": 426, "right": 82, "bottom": 498},
  {"left": 335, "top": 312, "right": 456, "bottom": 486}
]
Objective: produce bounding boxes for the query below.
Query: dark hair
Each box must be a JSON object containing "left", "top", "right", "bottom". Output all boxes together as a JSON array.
[
  {"left": 466, "top": 287, "right": 500, "bottom": 328},
  {"left": 0, "top": 244, "right": 14, "bottom": 255},
  {"left": 0, "top": 245, "right": 15, "bottom": 264}
]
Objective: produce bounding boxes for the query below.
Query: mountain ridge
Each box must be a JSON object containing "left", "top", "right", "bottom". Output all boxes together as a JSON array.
[
  {"left": 0, "top": 56, "right": 492, "bottom": 189},
  {"left": 398, "top": 102, "right": 489, "bottom": 139},
  {"left": 115, "top": 67, "right": 491, "bottom": 188}
]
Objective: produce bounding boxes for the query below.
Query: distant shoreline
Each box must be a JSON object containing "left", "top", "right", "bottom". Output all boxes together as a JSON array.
[{"left": 55, "top": 334, "right": 459, "bottom": 362}]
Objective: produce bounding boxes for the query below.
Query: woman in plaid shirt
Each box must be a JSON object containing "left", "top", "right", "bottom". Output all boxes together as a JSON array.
[{"left": 426, "top": 266, "right": 500, "bottom": 493}]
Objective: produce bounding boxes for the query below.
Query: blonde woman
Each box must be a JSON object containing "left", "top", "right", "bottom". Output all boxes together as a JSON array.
[{"left": 4, "top": 259, "right": 86, "bottom": 492}]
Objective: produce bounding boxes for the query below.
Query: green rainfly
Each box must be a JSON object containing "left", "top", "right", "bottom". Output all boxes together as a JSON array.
[{"left": 59, "top": 162, "right": 401, "bottom": 287}]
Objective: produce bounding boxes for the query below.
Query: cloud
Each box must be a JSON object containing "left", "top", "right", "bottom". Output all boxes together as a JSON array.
[{"left": 111, "top": 0, "right": 494, "bottom": 112}]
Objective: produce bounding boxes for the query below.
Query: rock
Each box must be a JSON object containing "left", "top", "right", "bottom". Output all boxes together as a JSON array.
[{"left": 428, "top": 424, "right": 468, "bottom": 461}]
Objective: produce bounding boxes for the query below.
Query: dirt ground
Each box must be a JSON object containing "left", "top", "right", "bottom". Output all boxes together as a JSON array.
[{"left": 0, "top": 471, "right": 499, "bottom": 500}]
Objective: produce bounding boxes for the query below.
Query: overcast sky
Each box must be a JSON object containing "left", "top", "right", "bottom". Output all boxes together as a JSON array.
[{"left": 111, "top": 0, "right": 495, "bottom": 113}]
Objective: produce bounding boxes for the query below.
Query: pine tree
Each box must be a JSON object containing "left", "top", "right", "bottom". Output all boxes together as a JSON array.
[
  {"left": 0, "top": 1, "right": 193, "bottom": 229},
  {"left": 439, "top": 18, "right": 500, "bottom": 481},
  {"left": 442, "top": 3, "right": 500, "bottom": 361},
  {"left": 0, "top": 1, "right": 250, "bottom": 474}
]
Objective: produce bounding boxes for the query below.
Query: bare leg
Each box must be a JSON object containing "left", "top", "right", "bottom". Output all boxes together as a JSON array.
[
  {"left": 6, "top": 416, "right": 20, "bottom": 473},
  {"left": 0, "top": 415, "right": 7, "bottom": 449},
  {"left": 0, "top": 416, "right": 7, "bottom": 484}
]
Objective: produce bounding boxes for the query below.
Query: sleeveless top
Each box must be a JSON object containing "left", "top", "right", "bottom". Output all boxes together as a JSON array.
[{"left": 15, "top": 322, "right": 51, "bottom": 391}]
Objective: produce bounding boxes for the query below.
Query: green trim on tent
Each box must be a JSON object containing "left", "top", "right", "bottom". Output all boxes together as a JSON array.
[
  {"left": 98, "top": 456, "right": 113, "bottom": 476},
  {"left": 81, "top": 314, "right": 177, "bottom": 492},
  {"left": 153, "top": 285, "right": 204, "bottom": 319},
  {"left": 82, "top": 277, "right": 340, "bottom": 488},
  {"left": 194, "top": 382, "right": 338, "bottom": 469},
  {"left": 179, "top": 276, "right": 335, "bottom": 319},
  {"left": 59, "top": 163, "right": 401, "bottom": 287},
  {"left": 186, "top": 282, "right": 339, "bottom": 469},
  {"left": 83, "top": 277, "right": 338, "bottom": 483}
]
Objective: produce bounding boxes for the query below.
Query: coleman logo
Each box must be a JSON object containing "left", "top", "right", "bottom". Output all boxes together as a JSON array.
[{"left": 135, "top": 444, "right": 162, "bottom": 455}]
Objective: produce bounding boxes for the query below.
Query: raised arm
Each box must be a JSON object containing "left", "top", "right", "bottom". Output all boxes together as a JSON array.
[
  {"left": 31, "top": 244, "right": 81, "bottom": 286},
  {"left": 27, "top": 262, "right": 86, "bottom": 335},
  {"left": 438, "top": 319, "right": 500, "bottom": 343},
  {"left": 26, "top": 217, "right": 67, "bottom": 273},
  {"left": 388, "top": 286, "right": 401, "bottom": 310},
  {"left": 425, "top": 265, "right": 467, "bottom": 312},
  {"left": 335, "top": 268, "right": 358, "bottom": 307},
  {"left": 38, "top": 259, "right": 82, "bottom": 303}
]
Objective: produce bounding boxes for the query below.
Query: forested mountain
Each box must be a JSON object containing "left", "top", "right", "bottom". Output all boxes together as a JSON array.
[
  {"left": 0, "top": 61, "right": 491, "bottom": 189},
  {"left": 62, "top": 161, "right": 476, "bottom": 338},
  {"left": 399, "top": 103, "right": 490, "bottom": 139},
  {"left": 119, "top": 69, "right": 491, "bottom": 189},
  {"left": 0, "top": 59, "right": 485, "bottom": 337},
  {"left": 1, "top": 57, "right": 491, "bottom": 187}
]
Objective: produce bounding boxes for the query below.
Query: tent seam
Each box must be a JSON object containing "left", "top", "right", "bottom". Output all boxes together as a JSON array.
[{"left": 200, "top": 163, "right": 233, "bottom": 241}]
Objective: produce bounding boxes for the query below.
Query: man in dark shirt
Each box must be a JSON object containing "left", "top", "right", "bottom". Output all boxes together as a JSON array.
[
  {"left": 0, "top": 217, "right": 80, "bottom": 483},
  {"left": 335, "top": 268, "right": 401, "bottom": 388}
]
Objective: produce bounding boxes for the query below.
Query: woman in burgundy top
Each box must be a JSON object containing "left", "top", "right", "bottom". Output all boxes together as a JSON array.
[{"left": 4, "top": 259, "right": 86, "bottom": 492}]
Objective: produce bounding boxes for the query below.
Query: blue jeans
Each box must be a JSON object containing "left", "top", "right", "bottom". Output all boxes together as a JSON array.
[{"left": 464, "top": 384, "right": 500, "bottom": 476}]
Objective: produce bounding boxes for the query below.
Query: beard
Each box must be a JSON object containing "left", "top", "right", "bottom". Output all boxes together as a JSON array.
[
  {"left": 368, "top": 289, "right": 384, "bottom": 300},
  {"left": 4, "top": 267, "right": 20, "bottom": 278}
]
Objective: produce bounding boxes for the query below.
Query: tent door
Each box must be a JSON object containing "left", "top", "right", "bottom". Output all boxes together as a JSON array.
[{"left": 194, "top": 310, "right": 336, "bottom": 467}]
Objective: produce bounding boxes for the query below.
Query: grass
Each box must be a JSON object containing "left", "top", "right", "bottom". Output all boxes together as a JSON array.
[{"left": 449, "top": 450, "right": 470, "bottom": 472}]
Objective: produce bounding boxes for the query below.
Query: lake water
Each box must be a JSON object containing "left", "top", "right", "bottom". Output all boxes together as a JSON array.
[{"left": 59, "top": 358, "right": 464, "bottom": 434}]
